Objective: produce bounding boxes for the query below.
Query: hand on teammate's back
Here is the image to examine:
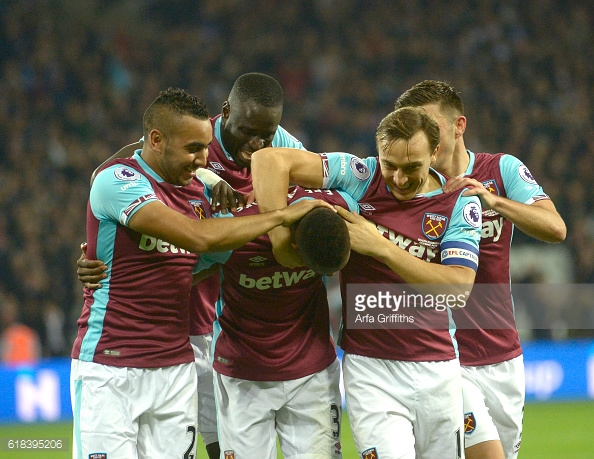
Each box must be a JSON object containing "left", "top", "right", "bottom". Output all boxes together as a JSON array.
[{"left": 76, "top": 242, "right": 107, "bottom": 290}]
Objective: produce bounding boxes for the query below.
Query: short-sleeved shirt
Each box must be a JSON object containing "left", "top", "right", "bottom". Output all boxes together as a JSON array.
[
  {"left": 198, "top": 186, "right": 357, "bottom": 381},
  {"left": 190, "top": 116, "right": 305, "bottom": 335},
  {"left": 72, "top": 152, "right": 212, "bottom": 368},
  {"left": 320, "top": 153, "right": 482, "bottom": 362},
  {"left": 452, "top": 151, "right": 550, "bottom": 366}
]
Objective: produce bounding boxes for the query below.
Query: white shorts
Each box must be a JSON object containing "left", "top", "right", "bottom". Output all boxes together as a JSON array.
[
  {"left": 71, "top": 359, "right": 198, "bottom": 459},
  {"left": 462, "top": 354, "right": 524, "bottom": 458},
  {"left": 343, "top": 353, "right": 464, "bottom": 459},
  {"left": 190, "top": 333, "right": 218, "bottom": 445},
  {"left": 215, "top": 359, "right": 342, "bottom": 459}
]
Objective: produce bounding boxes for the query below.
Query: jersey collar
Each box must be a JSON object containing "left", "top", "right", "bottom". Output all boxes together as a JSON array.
[
  {"left": 464, "top": 150, "right": 476, "bottom": 175},
  {"left": 132, "top": 150, "right": 165, "bottom": 182}
]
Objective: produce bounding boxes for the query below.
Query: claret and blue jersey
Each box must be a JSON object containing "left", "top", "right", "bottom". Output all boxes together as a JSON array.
[
  {"left": 189, "top": 116, "right": 306, "bottom": 336},
  {"left": 197, "top": 186, "right": 357, "bottom": 382},
  {"left": 72, "top": 152, "right": 212, "bottom": 368},
  {"left": 453, "top": 150, "right": 550, "bottom": 366},
  {"left": 320, "top": 152, "right": 483, "bottom": 362}
]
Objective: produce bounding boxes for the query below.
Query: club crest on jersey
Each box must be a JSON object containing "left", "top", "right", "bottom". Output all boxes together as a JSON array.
[
  {"left": 189, "top": 200, "right": 206, "bottom": 219},
  {"left": 464, "top": 412, "right": 476, "bottom": 434},
  {"left": 209, "top": 161, "right": 225, "bottom": 171},
  {"left": 114, "top": 166, "right": 141, "bottom": 181},
  {"left": 518, "top": 164, "right": 537, "bottom": 185},
  {"left": 224, "top": 451, "right": 235, "bottom": 459},
  {"left": 463, "top": 202, "right": 482, "bottom": 228},
  {"left": 362, "top": 447, "right": 378, "bottom": 459},
  {"left": 423, "top": 213, "right": 448, "bottom": 240},
  {"left": 350, "top": 157, "right": 371, "bottom": 180},
  {"left": 482, "top": 179, "right": 500, "bottom": 195}
]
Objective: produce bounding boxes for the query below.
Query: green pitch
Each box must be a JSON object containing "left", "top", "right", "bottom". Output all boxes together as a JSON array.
[{"left": 0, "top": 401, "right": 592, "bottom": 458}]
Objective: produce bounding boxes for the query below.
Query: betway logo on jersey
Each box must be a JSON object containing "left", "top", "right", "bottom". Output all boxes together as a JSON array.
[
  {"left": 138, "top": 234, "right": 191, "bottom": 254},
  {"left": 481, "top": 216, "right": 504, "bottom": 242},
  {"left": 239, "top": 269, "right": 316, "bottom": 290},
  {"left": 376, "top": 224, "right": 438, "bottom": 262}
]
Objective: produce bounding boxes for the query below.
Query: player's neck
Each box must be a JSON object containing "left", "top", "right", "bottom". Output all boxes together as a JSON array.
[
  {"left": 423, "top": 171, "right": 442, "bottom": 193},
  {"left": 439, "top": 143, "right": 469, "bottom": 178}
]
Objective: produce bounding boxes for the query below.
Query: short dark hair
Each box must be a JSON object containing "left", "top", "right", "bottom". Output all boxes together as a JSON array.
[
  {"left": 228, "top": 73, "right": 284, "bottom": 108},
  {"left": 294, "top": 207, "right": 351, "bottom": 276},
  {"left": 143, "top": 87, "right": 209, "bottom": 139},
  {"left": 376, "top": 106, "right": 440, "bottom": 155},
  {"left": 394, "top": 80, "right": 464, "bottom": 116}
]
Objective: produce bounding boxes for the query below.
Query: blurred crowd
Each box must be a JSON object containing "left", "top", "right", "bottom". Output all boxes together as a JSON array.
[{"left": 1, "top": 0, "right": 593, "bottom": 359}]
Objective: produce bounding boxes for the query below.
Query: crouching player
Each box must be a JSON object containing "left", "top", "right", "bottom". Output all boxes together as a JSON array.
[{"left": 196, "top": 186, "right": 356, "bottom": 459}]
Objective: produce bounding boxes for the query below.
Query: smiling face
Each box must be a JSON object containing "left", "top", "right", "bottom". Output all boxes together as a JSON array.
[
  {"left": 152, "top": 115, "right": 212, "bottom": 186},
  {"left": 220, "top": 98, "right": 283, "bottom": 169},
  {"left": 377, "top": 130, "right": 438, "bottom": 201}
]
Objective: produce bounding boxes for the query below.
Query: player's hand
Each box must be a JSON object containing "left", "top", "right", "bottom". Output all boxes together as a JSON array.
[
  {"left": 278, "top": 199, "right": 334, "bottom": 227},
  {"left": 335, "top": 206, "right": 384, "bottom": 257},
  {"left": 244, "top": 190, "right": 256, "bottom": 206},
  {"left": 443, "top": 176, "right": 496, "bottom": 210},
  {"left": 269, "top": 227, "right": 305, "bottom": 268},
  {"left": 77, "top": 242, "right": 108, "bottom": 289},
  {"left": 210, "top": 181, "right": 247, "bottom": 214}
]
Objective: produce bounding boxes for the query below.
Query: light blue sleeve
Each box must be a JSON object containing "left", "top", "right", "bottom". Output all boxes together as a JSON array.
[
  {"left": 499, "top": 155, "right": 549, "bottom": 204},
  {"left": 440, "top": 193, "right": 482, "bottom": 271},
  {"left": 321, "top": 153, "right": 377, "bottom": 202},
  {"left": 90, "top": 164, "right": 158, "bottom": 226},
  {"left": 193, "top": 211, "right": 234, "bottom": 273},
  {"left": 272, "top": 125, "right": 305, "bottom": 150}
]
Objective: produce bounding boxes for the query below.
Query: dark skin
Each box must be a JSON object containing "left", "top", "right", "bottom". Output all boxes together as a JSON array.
[{"left": 219, "top": 98, "right": 283, "bottom": 169}]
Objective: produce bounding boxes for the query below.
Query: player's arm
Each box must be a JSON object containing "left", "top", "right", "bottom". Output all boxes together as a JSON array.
[
  {"left": 126, "top": 197, "right": 332, "bottom": 254},
  {"left": 251, "top": 147, "right": 326, "bottom": 267},
  {"left": 251, "top": 147, "right": 325, "bottom": 209},
  {"left": 335, "top": 206, "right": 476, "bottom": 287},
  {"left": 444, "top": 176, "right": 566, "bottom": 243}
]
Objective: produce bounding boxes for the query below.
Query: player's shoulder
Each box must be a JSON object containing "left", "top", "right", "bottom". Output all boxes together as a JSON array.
[
  {"left": 93, "top": 159, "right": 148, "bottom": 193},
  {"left": 272, "top": 124, "right": 303, "bottom": 148}
]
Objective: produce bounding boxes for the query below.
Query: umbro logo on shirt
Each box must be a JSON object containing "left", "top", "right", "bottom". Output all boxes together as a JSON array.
[
  {"left": 209, "top": 161, "right": 225, "bottom": 171},
  {"left": 359, "top": 203, "right": 375, "bottom": 213},
  {"left": 248, "top": 256, "right": 267, "bottom": 266}
]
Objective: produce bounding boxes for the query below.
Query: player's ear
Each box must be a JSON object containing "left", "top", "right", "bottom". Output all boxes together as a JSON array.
[
  {"left": 221, "top": 101, "right": 230, "bottom": 120},
  {"left": 454, "top": 116, "right": 466, "bottom": 138},
  {"left": 149, "top": 129, "right": 164, "bottom": 153},
  {"left": 430, "top": 144, "right": 439, "bottom": 165}
]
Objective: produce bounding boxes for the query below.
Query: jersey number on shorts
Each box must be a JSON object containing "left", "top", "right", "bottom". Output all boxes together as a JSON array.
[
  {"left": 455, "top": 428, "right": 462, "bottom": 459},
  {"left": 330, "top": 403, "right": 341, "bottom": 439},
  {"left": 184, "top": 425, "right": 196, "bottom": 459}
]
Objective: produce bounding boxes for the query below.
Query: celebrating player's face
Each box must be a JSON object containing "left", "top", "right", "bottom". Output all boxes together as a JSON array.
[
  {"left": 377, "top": 131, "right": 438, "bottom": 201},
  {"left": 157, "top": 116, "right": 212, "bottom": 186},
  {"left": 220, "top": 99, "right": 282, "bottom": 169}
]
